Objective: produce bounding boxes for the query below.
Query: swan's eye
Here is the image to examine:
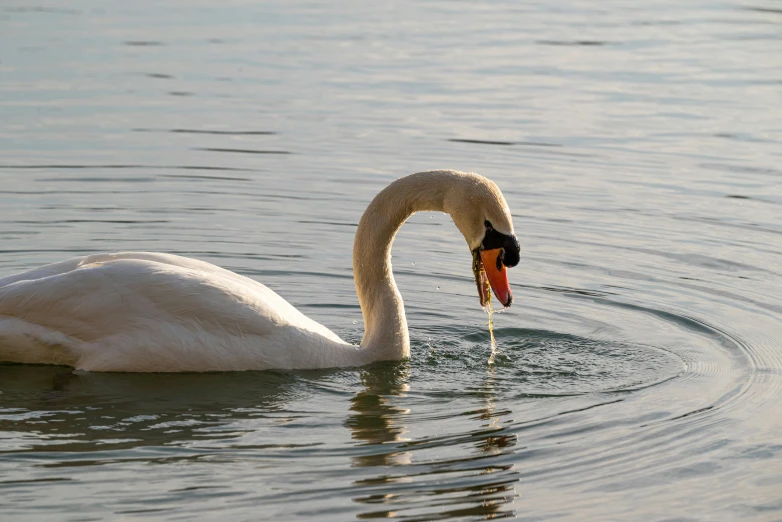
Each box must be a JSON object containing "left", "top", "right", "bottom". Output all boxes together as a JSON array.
[{"left": 484, "top": 220, "right": 492, "bottom": 230}]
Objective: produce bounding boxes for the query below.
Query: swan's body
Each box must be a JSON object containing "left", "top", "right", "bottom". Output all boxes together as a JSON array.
[
  {"left": 0, "top": 252, "right": 360, "bottom": 371},
  {"left": 0, "top": 170, "right": 519, "bottom": 372}
]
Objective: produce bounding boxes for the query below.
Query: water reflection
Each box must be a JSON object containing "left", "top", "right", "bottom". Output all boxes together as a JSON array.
[
  {"left": 474, "top": 366, "right": 518, "bottom": 457},
  {"left": 0, "top": 365, "right": 295, "bottom": 454},
  {"left": 347, "top": 362, "right": 518, "bottom": 520},
  {"left": 465, "top": 365, "right": 518, "bottom": 520},
  {"left": 346, "top": 362, "right": 411, "bottom": 468}
]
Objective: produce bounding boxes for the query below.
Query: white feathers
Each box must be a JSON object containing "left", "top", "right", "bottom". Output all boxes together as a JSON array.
[
  {"left": 0, "top": 171, "right": 516, "bottom": 372},
  {"left": 0, "top": 253, "right": 354, "bottom": 371}
]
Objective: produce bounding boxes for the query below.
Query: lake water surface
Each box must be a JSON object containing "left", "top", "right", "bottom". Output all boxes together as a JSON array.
[{"left": 1, "top": 0, "right": 781, "bottom": 520}]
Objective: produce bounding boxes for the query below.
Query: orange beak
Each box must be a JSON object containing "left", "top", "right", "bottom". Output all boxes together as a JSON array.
[{"left": 474, "top": 248, "right": 513, "bottom": 308}]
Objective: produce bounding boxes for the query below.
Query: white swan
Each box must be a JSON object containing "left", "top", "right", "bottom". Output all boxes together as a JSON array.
[{"left": 0, "top": 170, "right": 520, "bottom": 372}]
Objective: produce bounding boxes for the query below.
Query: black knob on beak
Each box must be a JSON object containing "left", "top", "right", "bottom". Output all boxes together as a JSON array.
[
  {"left": 481, "top": 226, "right": 521, "bottom": 268},
  {"left": 502, "top": 236, "right": 520, "bottom": 267}
]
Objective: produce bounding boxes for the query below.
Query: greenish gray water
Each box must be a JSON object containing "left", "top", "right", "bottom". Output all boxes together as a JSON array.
[{"left": 1, "top": 0, "right": 781, "bottom": 520}]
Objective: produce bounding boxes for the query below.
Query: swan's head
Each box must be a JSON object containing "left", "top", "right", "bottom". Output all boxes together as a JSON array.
[{"left": 444, "top": 172, "right": 521, "bottom": 309}]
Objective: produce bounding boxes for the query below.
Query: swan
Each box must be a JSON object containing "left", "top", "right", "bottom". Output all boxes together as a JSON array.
[{"left": 0, "top": 170, "right": 520, "bottom": 372}]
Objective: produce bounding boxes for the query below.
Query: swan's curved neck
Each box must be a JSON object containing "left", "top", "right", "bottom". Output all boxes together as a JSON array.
[{"left": 352, "top": 172, "right": 452, "bottom": 361}]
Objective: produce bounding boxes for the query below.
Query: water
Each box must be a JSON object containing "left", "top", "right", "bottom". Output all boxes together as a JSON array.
[{"left": 1, "top": 0, "right": 781, "bottom": 519}]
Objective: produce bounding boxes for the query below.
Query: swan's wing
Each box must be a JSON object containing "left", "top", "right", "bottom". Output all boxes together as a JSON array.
[
  {"left": 0, "top": 253, "right": 349, "bottom": 371},
  {"left": 0, "top": 252, "right": 267, "bottom": 288}
]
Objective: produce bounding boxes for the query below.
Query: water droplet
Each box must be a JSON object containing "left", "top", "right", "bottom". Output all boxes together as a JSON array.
[
  {"left": 411, "top": 262, "right": 415, "bottom": 265},
  {"left": 352, "top": 320, "right": 357, "bottom": 324},
  {"left": 487, "top": 301, "right": 497, "bottom": 365},
  {"left": 437, "top": 286, "right": 440, "bottom": 290}
]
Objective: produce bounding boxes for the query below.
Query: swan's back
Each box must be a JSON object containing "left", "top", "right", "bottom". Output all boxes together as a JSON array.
[{"left": 0, "top": 253, "right": 349, "bottom": 371}]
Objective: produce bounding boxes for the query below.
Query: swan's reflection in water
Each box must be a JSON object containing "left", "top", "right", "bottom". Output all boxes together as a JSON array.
[
  {"left": 346, "top": 363, "right": 412, "bottom": 468},
  {"left": 2, "top": 360, "right": 518, "bottom": 520},
  {"left": 347, "top": 362, "right": 519, "bottom": 520},
  {"left": 0, "top": 365, "right": 295, "bottom": 453}
]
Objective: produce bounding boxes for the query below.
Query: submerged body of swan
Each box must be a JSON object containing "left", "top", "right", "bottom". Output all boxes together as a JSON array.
[{"left": 0, "top": 170, "right": 520, "bottom": 372}]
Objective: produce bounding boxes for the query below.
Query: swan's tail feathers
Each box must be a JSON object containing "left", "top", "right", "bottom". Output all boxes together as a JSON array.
[{"left": 0, "top": 316, "right": 80, "bottom": 367}]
